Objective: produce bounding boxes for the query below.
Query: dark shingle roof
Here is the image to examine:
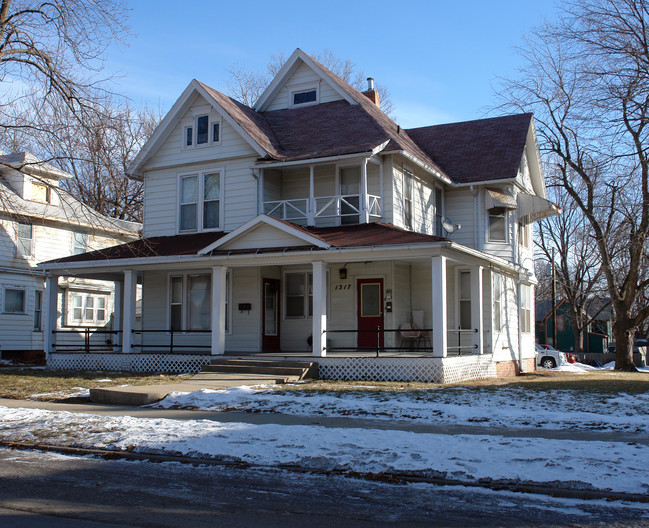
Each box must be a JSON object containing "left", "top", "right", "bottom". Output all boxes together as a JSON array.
[
  {"left": 406, "top": 113, "right": 533, "bottom": 183},
  {"left": 46, "top": 222, "right": 447, "bottom": 264}
]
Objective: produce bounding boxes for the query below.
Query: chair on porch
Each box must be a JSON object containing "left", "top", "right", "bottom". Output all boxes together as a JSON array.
[
  {"left": 412, "top": 310, "right": 432, "bottom": 350},
  {"left": 399, "top": 323, "right": 420, "bottom": 350}
]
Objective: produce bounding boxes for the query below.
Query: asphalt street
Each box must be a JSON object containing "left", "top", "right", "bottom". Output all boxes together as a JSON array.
[{"left": 1, "top": 447, "right": 648, "bottom": 527}]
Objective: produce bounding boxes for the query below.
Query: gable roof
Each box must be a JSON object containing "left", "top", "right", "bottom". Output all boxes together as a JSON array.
[{"left": 406, "top": 113, "right": 533, "bottom": 184}]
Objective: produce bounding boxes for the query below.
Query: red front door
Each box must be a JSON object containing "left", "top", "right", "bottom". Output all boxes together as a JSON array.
[
  {"left": 262, "top": 278, "right": 280, "bottom": 351},
  {"left": 357, "top": 278, "right": 384, "bottom": 349}
]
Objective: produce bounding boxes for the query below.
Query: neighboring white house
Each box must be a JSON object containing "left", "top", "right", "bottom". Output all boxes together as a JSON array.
[
  {"left": 0, "top": 151, "right": 141, "bottom": 362},
  {"left": 40, "top": 49, "right": 559, "bottom": 382}
]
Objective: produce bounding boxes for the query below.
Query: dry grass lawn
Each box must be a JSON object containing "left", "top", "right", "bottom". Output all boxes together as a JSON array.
[{"left": 0, "top": 368, "right": 190, "bottom": 400}]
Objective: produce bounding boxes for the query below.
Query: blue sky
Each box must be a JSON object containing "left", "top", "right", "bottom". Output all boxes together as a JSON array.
[{"left": 107, "top": 1, "right": 561, "bottom": 128}]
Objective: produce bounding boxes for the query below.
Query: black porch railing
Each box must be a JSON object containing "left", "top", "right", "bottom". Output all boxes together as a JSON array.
[
  {"left": 52, "top": 329, "right": 122, "bottom": 353},
  {"left": 131, "top": 329, "right": 211, "bottom": 354}
]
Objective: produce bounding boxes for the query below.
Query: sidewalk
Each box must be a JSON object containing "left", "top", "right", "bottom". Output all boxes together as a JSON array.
[{"left": 2, "top": 397, "right": 648, "bottom": 446}]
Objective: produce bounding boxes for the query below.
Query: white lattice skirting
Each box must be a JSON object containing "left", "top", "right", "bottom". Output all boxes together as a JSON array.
[
  {"left": 317, "top": 355, "right": 497, "bottom": 383},
  {"left": 47, "top": 353, "right": 212, "bottom": 373}
]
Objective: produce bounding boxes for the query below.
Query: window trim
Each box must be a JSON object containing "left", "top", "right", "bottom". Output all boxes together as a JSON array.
[
  {"left": 167, "top": 271, "right": 231, "bottom": 334},
  {"left": 288, "top": 82, "right": 320, "bottom": 108},
  {"left": 488, "top": 208, "right": 508, "bottom": 243},
  {"left": 15, "top": 222, "right": 33, "bottom": 258},
  {"left": 518, "top": 220, "right": 531, "bottom": 248},
  {"left": 3, "top": 287, "right": 26, "bottom": 314},
  {"left": 283, "top": 270, "right": 313, "bottom": 320},
  {"left": 182, "top": 111, "right": 222, "bottom": 149},
  {"left": 177, "top": 169, "right": 224, "bottom": 233},
  {"left": 67, "top": 291, "right": 109, "bottom": 326},
  {"left": 456, "top": 269, "right": 472, "bottom": 330},
  {"left": 33, "top": 289, "right": 43, "bottom": 331}
]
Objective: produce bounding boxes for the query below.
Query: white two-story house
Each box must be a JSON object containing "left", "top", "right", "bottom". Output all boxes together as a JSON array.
[
  {"left": 0, "top": 151, "right": 140, "bottom": 362},
  {"left": 40, "top": 49, "right": 558, "bottom": 382}
]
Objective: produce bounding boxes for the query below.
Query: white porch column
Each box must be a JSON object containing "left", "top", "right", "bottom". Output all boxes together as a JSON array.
[
  {"left": 471, "top": 265, "right": 484, "bottom": 354},
  {"left": 431, "top": 256, "right": 447, "bottom": 358},
  {"left": 312, "top": 261, "right": 327, "bottom": 357},
  {"left": 122, "top": 270, "right": 137, "bottom": 353},
  {"left": 43, "top": 274, "right": 59, "bottom": 359},
  {"left": 211, "top": 266, "right": 227, "bottom": 355},
  {"left": 113, "top": 280, "right": 123, "bottom": 352},
  {"left": 360, "top": 159, "right": 369, "bottom": 223},
  {"left": 307, "top": 165, "right": 315, "bottom": 226}
]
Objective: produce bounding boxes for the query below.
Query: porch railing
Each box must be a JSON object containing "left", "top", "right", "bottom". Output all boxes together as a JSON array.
[
  {"left": 131, "top": 329, "right": 211, "bottom": 354},
  {"left": 52, "top": 329, "right": 122, "bottom": 353},
  {"left": 263, "top": 194, "right": 382, "bottom": 224}
]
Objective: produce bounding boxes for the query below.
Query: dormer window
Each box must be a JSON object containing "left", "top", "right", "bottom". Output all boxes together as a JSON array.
[
  {"left": 183, "top": 112, "right": 221, "bottom": 149},
  {"left": 293, "top": 90, "right": 316, "bottom": 105},
  {"left": 32, "top": 181, "right": 50, "bottom": 203}
]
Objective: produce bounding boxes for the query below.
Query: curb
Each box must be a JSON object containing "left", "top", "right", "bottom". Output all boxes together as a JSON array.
[{"left": 2, "top": 440, "right": 647, "bottom": 503}]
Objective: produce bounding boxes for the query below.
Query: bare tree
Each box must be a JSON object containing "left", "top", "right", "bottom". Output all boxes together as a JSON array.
[
  {"left": 226, "top": 49, "right": 395, "bottom": 116},
  {"left": 501, "top": 0, "right": 649, "bottom": 370},
  {"left": 535, "top": 166, "right": 609, "bottom": 354}
]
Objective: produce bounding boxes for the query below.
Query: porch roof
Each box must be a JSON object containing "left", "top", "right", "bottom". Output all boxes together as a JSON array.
[{"left": 42, "top": 222, "right": 449, "bottom": 266}]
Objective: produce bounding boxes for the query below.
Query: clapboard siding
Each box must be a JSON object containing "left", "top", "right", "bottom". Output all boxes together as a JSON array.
[
  {"left": 444, "top": 189, "right": 475, "bottom": 246},
  {"left": 265, "top": 61, "right": 344, "bottom": 112}
]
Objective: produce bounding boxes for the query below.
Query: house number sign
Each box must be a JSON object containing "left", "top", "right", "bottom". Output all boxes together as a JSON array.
[{"left": 334, "top": 283, "right": 351, "bottom": 290}]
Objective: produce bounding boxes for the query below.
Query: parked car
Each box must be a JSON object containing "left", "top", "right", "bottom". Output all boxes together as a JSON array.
[
  {"left": 607, "top": 340, "right": 647, "bottom": 367},
  {"left": 536, "top": 344, "right": 576, "bottom": 368}
]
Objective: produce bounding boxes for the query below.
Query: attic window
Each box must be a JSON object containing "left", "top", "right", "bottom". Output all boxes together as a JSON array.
[
  {"left": 183, "top": 113, "right": 221, "bottom": 149},
  {"left": 293, "top": 90, "right": 317, "bottom": 105}
]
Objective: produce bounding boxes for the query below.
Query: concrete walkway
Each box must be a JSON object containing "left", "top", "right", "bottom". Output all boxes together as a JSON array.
[
  {"left": 89, "top": 371, "right": 297, "bottom": 405},
  {"left": 2, "top": 397, "right": 648, "bottom": 446}
]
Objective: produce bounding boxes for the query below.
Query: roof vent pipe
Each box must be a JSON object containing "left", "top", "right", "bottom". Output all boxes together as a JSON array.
[{"left": 367, "top": 77, "right": 375, "bottom": 91}]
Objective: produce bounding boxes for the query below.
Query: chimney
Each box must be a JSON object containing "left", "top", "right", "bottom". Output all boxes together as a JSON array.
[{"left": 362, "top": 77, "right": 380, "bottom": 108}]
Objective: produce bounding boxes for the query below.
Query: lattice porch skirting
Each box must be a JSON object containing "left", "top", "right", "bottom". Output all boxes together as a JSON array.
[
  {"left": 316, "top": 354, "right": 497, "bottom": 384},
  {"left": 47, "top": 353, "right": 212, "bottom": 374}
]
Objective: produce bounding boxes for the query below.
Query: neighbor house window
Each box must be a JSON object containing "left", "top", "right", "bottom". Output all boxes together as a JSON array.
[
  {"left": 15, "top": 222, "right": 32, "bottom": 257},
  {"left": 32, "top": 181, "right": 50, "bottom": 203},
  {"left": 403, "top": 168, "right": 414, "bottom": 229},
  {"left": 178, "top": 171, "right": 222, "bottom": 232},
  {"left": 69, "top": 292, "right": 108, "bottom": 325},
  {"left": 521, "top": 284, "right": 532, "bottom": 333},
  {"left": 285, "top": 272, "right": 313, "bottom": 318},
  {"left": 458, "top": 271, "right": 471, "bottom": 329},
  {"left": 488, "top": 208, "right": 507, "bottom": 242},
  {"left": 4, "top": 288, "right": 25, "bottom": 313},
  {"left": 73, "top": 232, "right": 87, "bottom": 255},
  {"left": 493, "top": 273, "right": 502, "bottom": 331},
  {"left": 34, "top": 290, "right": 42, "bottom": 330}
]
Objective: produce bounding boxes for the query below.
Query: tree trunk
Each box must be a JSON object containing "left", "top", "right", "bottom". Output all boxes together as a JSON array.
[{"left": 613, "top": 323, "right": 637, "bottom": 372}]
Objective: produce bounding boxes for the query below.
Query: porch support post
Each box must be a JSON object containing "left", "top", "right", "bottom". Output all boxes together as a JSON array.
[
  {"left": 211, "top": 265, "right": 227, "bottom": 355},
  {"left": 431, "top": 256, "right": 447, "bottom": 358},
  {"left": 258, "top": 169, "right": 264, "bottom": 215},
  {"left": 360, "top": 158, "right": 369, "bottom": 223},
  {"left": 113, "top": 280, "right": 123, "bottom": 352},
  {"left": 312, "top": 261, "right": 327, "bottom": 357},
  {"left": 471, "top": 265, "right": 484, "bottom": 354},
  {"left": 43, "top": 274, "right": 59, "bottom": 360},
  {"left": 122, "top": 270, "right": 137, "bottom": 353},
  {"left": 308, "top": 165, "right": 315, "bottom": 226}
]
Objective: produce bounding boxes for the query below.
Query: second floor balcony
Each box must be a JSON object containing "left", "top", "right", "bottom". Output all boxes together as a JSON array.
[{"left": 258, "top": 159, "right": 383, "bottom": 227}]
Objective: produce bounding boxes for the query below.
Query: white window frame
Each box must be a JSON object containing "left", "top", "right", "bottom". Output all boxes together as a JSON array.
[
  {"left": 167, "top": 272, "right": 231, "bottom": 333},
  {"left": 31, "top": 180, "right": 51, "bottom": 203},
  {"left": 493, "top": 273, "right": 502, "bottom": 332},
  {"left": 283, "top": 271, "right": 313, "bottom": 320},
  {"left": 182, "top": 109, "right": 222, "bottom": 149},
  {"left": 488, "top": 208, "right": 508, "bottom": 243},
  {"left": 3, "top": 287, "right": 26, "bottom": 314},
  {"left": 67, "top": 291, "right": 109, "bottom": 326},
  {"left": 521, "top": 284, "right": 532, "bottom": 334},
  {"left": 403, "top": 167, "right": 414, "bottom": 230},
  {"left": 34, "top": 289, "right": 43, "bottom": 330},
  {"left": 457, "top": 269, "right": 472, "bottom": 330},
  {"left": 288, "top": 82, "right": 320, "bottom": 108},
  {"left": 177, "top": 169, "right": 224, "bottom": 233},
  {"left": 15, "top": 222, "right": 33, "bottom": 258}
]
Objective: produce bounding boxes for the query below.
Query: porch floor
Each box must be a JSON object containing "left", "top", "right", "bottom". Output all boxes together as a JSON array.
[{"left": 223, "top": 350, "right": 451, "bottom": 359}]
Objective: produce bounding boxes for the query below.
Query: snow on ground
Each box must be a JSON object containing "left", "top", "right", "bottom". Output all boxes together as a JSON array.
[
  {"left": 0, "top": 405, "right": 647, "bottom": 494},
  {"left": 154, "top": 384, "right": 649, "bottom": 433},
  {"left": 29, "top": 387, "right": 90, "bottom": 401}
]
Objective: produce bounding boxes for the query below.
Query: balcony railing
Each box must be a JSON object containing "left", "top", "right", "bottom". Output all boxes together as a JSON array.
[{"left": 264, "top": 194, "right": 382, "bottom": 224}]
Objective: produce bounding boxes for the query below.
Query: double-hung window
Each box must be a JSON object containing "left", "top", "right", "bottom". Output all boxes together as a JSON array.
[
  {"left": 493, "top": 273, "right": 502, "bottom": 331},
  {"left": 458, "top": 270, "right": 471, "bottom": 329},
  {"left": 4, "top": 288, "right": 25, "bottom": 313},
  {"left": 488, "top": 208, "right": 507, "bottom": 242},
  {"left": 285, "top": 272, "right": 313, "bottom": 319},
  {"left": 521, "top": 284, "right": 532, "bottom": 333},
  {"left": 34, "top": 290, "right": 42, "bottom": 330},
  {"left": 168, "top": 273, "right": 230, "bottom": 332},
  {"left": 15, "top": 222, "right": 32, "bottom": 257},
  {"left": 403, "top": 169, "right": 414, "bottom": 229},
  {"left": 73, "top": 233, "right": 87, "bottom": 255},
  {"left": 178, "top": 171, "right": 222, "bottom": 232}
]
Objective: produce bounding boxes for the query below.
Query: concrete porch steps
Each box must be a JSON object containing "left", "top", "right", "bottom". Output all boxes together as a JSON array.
[{"left": 203, "top": 358, "right": 316, "bottom": 380}]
